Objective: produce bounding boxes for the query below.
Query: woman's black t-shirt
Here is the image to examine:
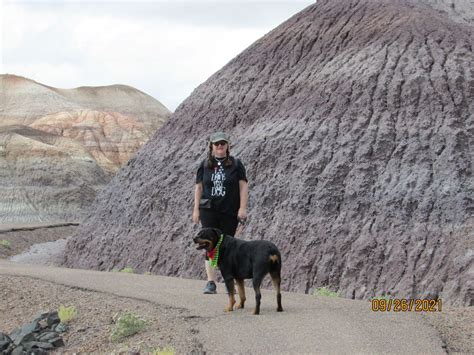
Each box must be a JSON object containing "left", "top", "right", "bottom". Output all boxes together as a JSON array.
[{"left": 196, "top": 156, "right": 247, "bottom": 216}]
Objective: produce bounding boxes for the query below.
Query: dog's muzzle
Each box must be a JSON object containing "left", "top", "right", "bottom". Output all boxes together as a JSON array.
[{"left": 193, "top": 237, "right": 211, "bottom": 250}]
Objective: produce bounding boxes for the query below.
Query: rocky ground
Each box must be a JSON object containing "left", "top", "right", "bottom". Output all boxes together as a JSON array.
[
  {"left": 0, "top": 276, "right": 202, "bottom": 354},
  {"left": 1, "top": 226, "right": 472, "bottom": 353}
]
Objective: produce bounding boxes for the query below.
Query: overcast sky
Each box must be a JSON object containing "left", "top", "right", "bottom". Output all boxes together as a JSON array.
[{"left": 1, "top": 0, "right": 314, "bottom": 111}]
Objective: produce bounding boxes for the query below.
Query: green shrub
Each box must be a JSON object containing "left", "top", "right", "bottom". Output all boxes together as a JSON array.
[
  {"left": 0, "top": 240, "right": 11, "bottom": 248},
  {"left": 58, "top": 305, "right": 77, "bottom": 323},
  {"left": 111, "top": 312, "right": 146, "bottom": 342},
  {"left": 120, "top": 267, "right": 134, "bottom": 273},
  {"left": 313, "top": 287, "right": 339, "bottom": 297}
]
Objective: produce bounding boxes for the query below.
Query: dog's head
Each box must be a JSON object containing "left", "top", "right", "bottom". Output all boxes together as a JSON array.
[{"left": 193, "top": 228, "right": 222, "bottom": 252}]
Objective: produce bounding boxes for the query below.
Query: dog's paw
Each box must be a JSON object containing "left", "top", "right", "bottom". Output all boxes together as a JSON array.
[
  {"left": 224, "top": 306, "right": 234, "bottom": 312},
  {"left": 235, "top": 303, "right": 245, "bottom": 310}
]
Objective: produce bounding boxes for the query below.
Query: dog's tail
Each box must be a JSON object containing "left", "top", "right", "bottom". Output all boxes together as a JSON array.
[
  {"left": 269, "top": 253, "right": 281, "bottom": 272},
  {"left": 269, "top": 255, "right": 279, "bottom": 263}
]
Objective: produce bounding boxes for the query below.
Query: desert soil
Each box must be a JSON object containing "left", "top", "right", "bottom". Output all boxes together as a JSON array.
[
  {"left": 1, "top": 227, "right": 472, "bottom": 354},
  {"left": 0, "top": 275, "right": 202, "bottom": 354},
  {"left": 0, "top": 224, "right": 77, "bottom": 259}
]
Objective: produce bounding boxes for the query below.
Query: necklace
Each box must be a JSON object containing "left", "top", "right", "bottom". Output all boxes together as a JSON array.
[
  {"left": 208, "top": 234, "right": 224, "bottom": 268},
  {"left": 215, "top": 157, "right": 225, "bottom": 166}
]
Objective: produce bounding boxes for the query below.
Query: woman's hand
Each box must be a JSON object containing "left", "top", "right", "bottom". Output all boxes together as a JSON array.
[
  {"left": 237, "top": 207, "right": 247, "bottom": 223},
  {"left": 192, "top": 208, "right": 200, "bottom": 224},
  {"left": 238, "top": 180, "right": 248, "bottom": 224},
  {"left": 193, "top": 183, "right": 203, "bottom": 224}
]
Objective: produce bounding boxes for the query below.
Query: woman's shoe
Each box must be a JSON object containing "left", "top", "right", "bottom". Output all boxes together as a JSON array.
[{"left": 203, "top": 281, "right": 217, "bottom": 294}]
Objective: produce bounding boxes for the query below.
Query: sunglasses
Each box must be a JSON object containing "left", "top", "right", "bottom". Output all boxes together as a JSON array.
[{"left": 212, "top": 141, "right": 227, "bottom": 146}]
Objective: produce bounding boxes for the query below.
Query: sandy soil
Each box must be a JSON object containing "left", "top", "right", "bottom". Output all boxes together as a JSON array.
[
  {"left": 1, "top": 226, "right": 472, "bottom": 354},
  {"left": 422, "top": 308, "right": 474, "bottom": 354},
  {"left": 0, "top": 225, "right": 77, "bottom": 259}
]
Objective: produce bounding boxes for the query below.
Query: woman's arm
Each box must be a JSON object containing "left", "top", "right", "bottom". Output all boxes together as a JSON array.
[
  {"left": 238, "top": 180, "right": 248, "bottom": 221},
  {"left": 193, "top": 182, "right": 203, "bottom": 224}
]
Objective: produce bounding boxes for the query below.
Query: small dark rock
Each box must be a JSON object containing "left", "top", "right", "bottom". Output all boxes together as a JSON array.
[
  {"left": 33, "top": 312, "right": 51, "bottom": 332},
  {"left": 0, "top": 332, "right": 12, "bottom": 351},
  {"left": 11, "top": 345, "right": 24, "bottom": 355},
  {"left": 6, "top": 311, "right": 68, "bottom": 354},
  {"left": 10, "top": 321, "right": 39, "bottom": 346},
  {"left": 24, "top": 341, "right": 54, "bottom": 351},
  {"left": 13, "top": 333, "right": 36, "bottom": 347},
  {"left": 52, "top": 323, "right": 68, "bottom": 333},
  {"left": 36, "top": 332, "right": 58, "bottom": 342},
  {"left": 9, "top": 328, "right": 20, "bottom": 343},
  {"left": 33, "top": 312, "right": 49, "bottom": 323},
  {"left": 49, "top": 337, "right": 65, "bottom": 348},
  {"left": 4, "top": 343, "right": 16, "bottom": 355},
  {"left": 46, "top": 312, "right": 60, "bottom": 328}
]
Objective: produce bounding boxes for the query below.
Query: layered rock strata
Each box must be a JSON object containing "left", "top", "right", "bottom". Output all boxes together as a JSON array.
[
  {"left": 64, "top": 0, "right": 473, "bottom": 305},
  {"left": 30, "top": 110, "right": 149, "bottom": 174},
  {"left": 0, "top": 75, "right": 170, "bottom": 224},
  {"left": 0, "top": 125, "right": 107, "bottom": 224}
]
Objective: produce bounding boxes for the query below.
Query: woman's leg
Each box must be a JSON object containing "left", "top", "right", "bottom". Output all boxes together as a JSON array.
[
  {"left": 199, "top": 209, "right": 219, "bottom": 293},
  {"left": 218, "top": 212, "right": 239, "bottom": 237}
]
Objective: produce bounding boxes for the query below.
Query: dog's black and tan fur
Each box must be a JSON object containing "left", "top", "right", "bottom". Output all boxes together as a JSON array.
[{"left": 194, "top": 227, "right": 283, "bottom": 315}]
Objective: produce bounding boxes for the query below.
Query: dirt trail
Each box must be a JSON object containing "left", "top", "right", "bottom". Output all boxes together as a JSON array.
[{"left": 0, "top": 260, "right": 446, "bottom": 354}]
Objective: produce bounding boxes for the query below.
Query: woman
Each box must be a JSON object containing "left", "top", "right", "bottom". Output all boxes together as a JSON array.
[{"left": 193, "top": 131, "right": 249, "bottom": 294}]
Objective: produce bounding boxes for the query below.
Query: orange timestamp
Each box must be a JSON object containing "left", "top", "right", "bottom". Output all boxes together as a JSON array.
[{"left": 371, "top": 298, "right": 442, "bottom": 312}]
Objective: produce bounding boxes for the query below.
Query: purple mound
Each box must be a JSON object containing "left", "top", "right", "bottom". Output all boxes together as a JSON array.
[{"left": 64, "top": 0, "right": 473, "bottom": 306}]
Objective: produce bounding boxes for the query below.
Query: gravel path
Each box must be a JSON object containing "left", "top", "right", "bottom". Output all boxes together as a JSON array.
[{"left": 0, "top": 260, "right": 454, "bottom": 354}]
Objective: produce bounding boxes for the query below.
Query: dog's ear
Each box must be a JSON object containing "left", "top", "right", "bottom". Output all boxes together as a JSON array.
[
  {"left": 212, "top": 228, "right": 222, "bottom": 242},
  {"left": 198, "top": 228, "right": 214, "bottom": 239}
]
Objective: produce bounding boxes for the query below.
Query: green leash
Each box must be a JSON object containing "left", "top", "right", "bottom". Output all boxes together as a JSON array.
[{"left": 209, "top": 234, "right": 224, "bottom": 268}]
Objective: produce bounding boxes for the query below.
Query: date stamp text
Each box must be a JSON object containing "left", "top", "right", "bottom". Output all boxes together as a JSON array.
[{"left": 371, "top": 299, "right": 442, "bottom": 312}]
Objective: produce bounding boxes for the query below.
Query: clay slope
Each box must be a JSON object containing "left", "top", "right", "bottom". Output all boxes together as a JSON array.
[
  {"left": 64, "top": 0, "right": 473, "bottom": 306},
  {"left": 0, "top": 75, "right": 171, "bottom": 224},
  {"left": 0, "top": 125, "right": 107, "bottom": 224}
]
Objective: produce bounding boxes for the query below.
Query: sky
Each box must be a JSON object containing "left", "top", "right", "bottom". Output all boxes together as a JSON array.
[{"left": 1, "top": 0, "right": 315, "bottom": 111}]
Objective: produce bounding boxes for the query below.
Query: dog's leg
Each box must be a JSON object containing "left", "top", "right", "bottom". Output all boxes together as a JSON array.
[
  {"left": 270, "top": 271, "right": 283, "bottom": 312},
  {"left": 224, "top": 278, "right": 236, "bottom": 312},
  {"left": 252, "top": 276, "right": 264, "bottom": 315},
  {"left": 235, "top": 279, "right": 246, "bottom": 309}
]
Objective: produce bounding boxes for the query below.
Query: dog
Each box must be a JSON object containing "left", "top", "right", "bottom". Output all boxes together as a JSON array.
[{"left": 193, "top": 227, "right": 283, "bottom": 315}]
